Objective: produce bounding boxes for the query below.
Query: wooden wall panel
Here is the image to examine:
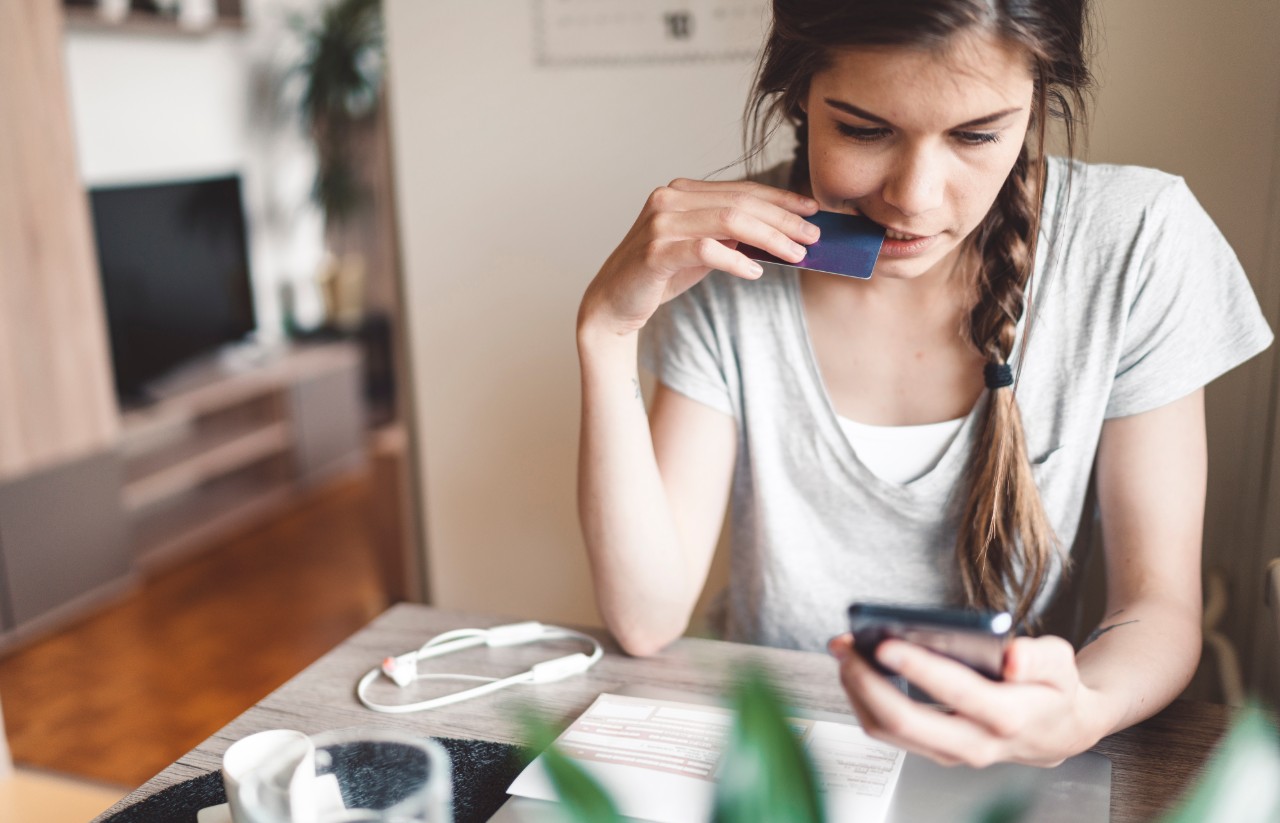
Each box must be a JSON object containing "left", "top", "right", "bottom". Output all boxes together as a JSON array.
[{"left": 0, "top": 0, "right": 119, "bottom": 483}]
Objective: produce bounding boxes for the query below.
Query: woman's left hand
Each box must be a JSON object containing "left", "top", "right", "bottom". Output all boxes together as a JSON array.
[{"left": 828, "top": 633, "right": 1109, "bottom": 768}]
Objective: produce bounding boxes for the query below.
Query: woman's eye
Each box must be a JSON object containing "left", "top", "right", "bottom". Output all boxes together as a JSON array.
[
  {"left": 835, "top": 122, "right": 889, "bottom": 143},
  {"left": 954, "top": 130, "right": 1001, "bottom": 146}
]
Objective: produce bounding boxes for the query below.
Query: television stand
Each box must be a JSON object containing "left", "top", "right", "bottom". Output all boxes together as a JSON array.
[{"left": 118, "top": 342, "right": 367, "bottom": 570}]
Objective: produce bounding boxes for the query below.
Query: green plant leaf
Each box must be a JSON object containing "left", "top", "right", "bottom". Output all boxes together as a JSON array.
[
  {"left": 969, "top": 793, "right": 1033, "bottom": 823},
  {"left": 1159, "top": 703, "right": 1280, "bottom": 823},
  {"left": 291, "top": 0, "right": 385, "bottom": 223},
  {"left": 295, "top": 0, "right": 384, "bottom": 124},
  {"left": 713, "top": 666, "right": 826, "bottom": 823},
  {"left": 313, "top": 155, "right": 364, "bottom": 223},
  {"left": 517, "top": 708, "right": 624, "bottom": 823}
]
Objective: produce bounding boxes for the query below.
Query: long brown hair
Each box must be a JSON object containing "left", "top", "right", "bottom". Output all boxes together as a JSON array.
[{"left": 747, "top": 0, "right": 1094, "bottom": 625}]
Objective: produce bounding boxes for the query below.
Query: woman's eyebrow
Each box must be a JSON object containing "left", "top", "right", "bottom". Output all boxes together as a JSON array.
[
  {"left": 823, "top": 98, "right": 892, "bottom": 124},
  {"left": 953, "top": 107, "right": 1023, "bottom": 128},
  {"left": 822, "top": 97, "right": 1023, "bottom": 129}
]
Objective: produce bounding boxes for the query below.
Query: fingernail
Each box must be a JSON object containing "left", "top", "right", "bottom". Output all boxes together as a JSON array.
[
  {"left": 791, "top": 242, "right": 807, "bottom": 260},
  {"left": 748, "top": 261, "right": 764, "bottom": 276},
  {"left": 827, "top": 634, "right": 851, "bottom": 661},
  {"left": 1002, "top": 648, "right": 1017, "bottom": 680}
]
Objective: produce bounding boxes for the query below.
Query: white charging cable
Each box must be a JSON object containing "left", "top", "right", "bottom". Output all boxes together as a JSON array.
[{"left": 356, "top": 621, "right": 603, "bottom": 714}]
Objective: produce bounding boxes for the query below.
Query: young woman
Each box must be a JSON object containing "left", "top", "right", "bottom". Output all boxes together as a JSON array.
[{"left": 576, "top": 0, "right": 1271, "bottom": 766}]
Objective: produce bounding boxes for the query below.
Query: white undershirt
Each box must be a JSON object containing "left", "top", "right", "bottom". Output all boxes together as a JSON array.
[{"left": 837, "top": 415, "right": 966, "bottom": 485}]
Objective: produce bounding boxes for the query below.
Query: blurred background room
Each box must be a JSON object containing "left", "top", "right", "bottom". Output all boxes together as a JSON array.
[
  {"left": 0, "top": 0, "right": 413, "bottom": 817},
  {"left": 0, "top": 1, "right": 1278, "bottom": 820}
]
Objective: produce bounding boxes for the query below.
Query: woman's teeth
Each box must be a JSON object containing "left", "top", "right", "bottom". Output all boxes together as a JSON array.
[{"left": 884, "top": 228, "right": 923, "bottom": 241}]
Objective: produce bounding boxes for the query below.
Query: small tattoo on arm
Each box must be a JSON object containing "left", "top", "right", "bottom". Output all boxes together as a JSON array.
[
  {"left": 1082, "top": 619, "right": 1140, "bottom": 648},
  {"left": 632, "top": 377, "right": 643, "bottom": 403}
]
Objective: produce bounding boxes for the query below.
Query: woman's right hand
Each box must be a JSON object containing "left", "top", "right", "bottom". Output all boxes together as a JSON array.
[{"left": 578, "top": 178, "right": 821, "bottom": 339}]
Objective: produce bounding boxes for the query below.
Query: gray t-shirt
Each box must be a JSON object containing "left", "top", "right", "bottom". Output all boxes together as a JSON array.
[{"left": 641, "top": 158, "right": 1273, "bottom": 652}]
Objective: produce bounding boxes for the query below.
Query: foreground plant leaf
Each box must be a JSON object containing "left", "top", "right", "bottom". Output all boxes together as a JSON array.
[
  {"left": 970, "top": 794, "right": 1033, "bottom": 823},
  {"left": 1159, "top": 703, "right": 1280, "bottom": 823},
  {"left": 713, "top": 666, "right": 826, "bottom": 823},
  {"left": 518, "top": 708, "right": 624, "bottom": 823}
]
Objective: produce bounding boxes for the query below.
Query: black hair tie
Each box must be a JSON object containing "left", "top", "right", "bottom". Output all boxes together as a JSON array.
[{"left": 984, "top": 362, "right": 1014, "bottom": 390}]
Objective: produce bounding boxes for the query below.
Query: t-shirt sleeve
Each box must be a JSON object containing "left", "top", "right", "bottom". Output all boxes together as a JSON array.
[
  {"left": 639, "top": 281, "right": 736, "bottom": 417},
  {"left": 1105, "top": 178, "right": 1273, "bottom": 418}
]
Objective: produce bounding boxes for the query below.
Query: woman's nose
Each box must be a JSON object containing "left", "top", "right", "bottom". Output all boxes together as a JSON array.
[{"left": 881, "top": 146, "right": 945, "bottom": 218}]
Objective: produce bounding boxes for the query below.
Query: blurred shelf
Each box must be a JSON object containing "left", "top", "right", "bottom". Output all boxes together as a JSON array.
[
  {"left": 131, "top": 457, "right": 296, "bottom": 571},
  {"left": 119, "top": 343, "right": 367, "bottom": 569},
  {"left": 62, "top": 5, "right": 245, "bottom": 36},
  {"left": 123, "top": 421, "right": 292, "bottom": 512}
]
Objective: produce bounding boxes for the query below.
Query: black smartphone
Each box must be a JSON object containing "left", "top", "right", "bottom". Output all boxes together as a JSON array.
[{"left": 846, "top": 603, "right": 1014, "bottom": 681}]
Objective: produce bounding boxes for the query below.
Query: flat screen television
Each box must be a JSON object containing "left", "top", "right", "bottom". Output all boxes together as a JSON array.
[{"left": 89, "top": 174, "right": 256, "bottom": 404}]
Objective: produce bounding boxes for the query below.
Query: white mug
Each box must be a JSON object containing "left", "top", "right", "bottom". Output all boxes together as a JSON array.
[{"left": 221, "top": 729, "right": 316, "bottom": 823}]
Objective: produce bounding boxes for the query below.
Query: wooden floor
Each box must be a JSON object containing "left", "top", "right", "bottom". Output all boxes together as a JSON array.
[
  {"left": 0, "top": 472, "right": 389, "bottom": 789},
  {"left": 0, "top": 768, "right": 126, "bottom": 822}
]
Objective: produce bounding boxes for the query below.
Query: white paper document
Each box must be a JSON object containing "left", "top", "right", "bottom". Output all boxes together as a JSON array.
[{"left": 507, "top": 693, "right": 905, "bottom": 823}]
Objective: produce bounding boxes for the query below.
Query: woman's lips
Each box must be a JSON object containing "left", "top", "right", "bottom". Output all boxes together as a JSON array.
[{"left": 874, "top": 223, "right": 938, "bottom": 257}]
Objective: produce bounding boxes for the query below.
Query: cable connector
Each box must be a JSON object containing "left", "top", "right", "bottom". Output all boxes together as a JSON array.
[
  {"left": 486, "top": 621, "right": 546, "bottom": 647},
  {"left": 530, "top": 653, "right": 594, "bottom": 683},
  {"left": 381, "top": 652, "right": 419, "bottom": 688}
]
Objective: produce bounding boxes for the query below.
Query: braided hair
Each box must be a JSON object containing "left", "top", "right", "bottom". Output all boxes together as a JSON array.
[{"left": 958, "top": 100, "right": 1058, "bottom": 625}]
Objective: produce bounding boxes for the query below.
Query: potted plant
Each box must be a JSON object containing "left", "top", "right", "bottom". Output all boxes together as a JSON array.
[
  {"left": 293, "top": 0, "right": 383, "bottom": 226},
  {"left": 289, "top": 0, "right": 385, "bottom": 332}
]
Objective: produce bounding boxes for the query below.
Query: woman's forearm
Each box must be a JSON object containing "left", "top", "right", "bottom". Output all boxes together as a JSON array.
[
  {"left": 577, "top": 323, "right": 701, "bottom": 656},
  {"left": 1073, "top": 595, "right": 1202, "bottom": 744},
  {"left": 1081, "top": 395, "right": 1208, "bottom": 746}
]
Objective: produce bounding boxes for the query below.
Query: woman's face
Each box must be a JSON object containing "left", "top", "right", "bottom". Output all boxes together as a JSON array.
[{"left": 803, "top": 29, "right": 1035, "bottom": 283}]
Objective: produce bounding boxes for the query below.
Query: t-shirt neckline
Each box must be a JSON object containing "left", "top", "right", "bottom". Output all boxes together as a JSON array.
[{"left": 784, "top": 266, "right": 988, "bottom": 495}]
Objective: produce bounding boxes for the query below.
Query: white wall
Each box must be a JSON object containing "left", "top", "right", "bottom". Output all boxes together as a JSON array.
[
  {"left": 66, "top": 32, "right": 248, "bottom": 186},
  {"left": 384, "top": 0, "right": 771, "bottom": 625},
  {"left": 387, "top": 0, "right": 1280, "bottom": 686},
  {"left": 62, "top": 0, "right": 329, "bottom": 344}
]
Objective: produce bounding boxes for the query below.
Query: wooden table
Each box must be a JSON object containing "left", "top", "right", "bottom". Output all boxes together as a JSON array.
[{"left": 95, "top": 604, "right": 1233, "bottom": 823}]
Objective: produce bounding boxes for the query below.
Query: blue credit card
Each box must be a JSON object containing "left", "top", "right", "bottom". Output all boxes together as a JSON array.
[{"left": 740, "top": 211, "right": 885, "bottom": 279}]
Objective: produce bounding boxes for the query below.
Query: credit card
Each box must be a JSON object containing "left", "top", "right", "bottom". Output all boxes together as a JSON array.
[{"left": 740, "top": 211, "right": 885, "bottom": 279}]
